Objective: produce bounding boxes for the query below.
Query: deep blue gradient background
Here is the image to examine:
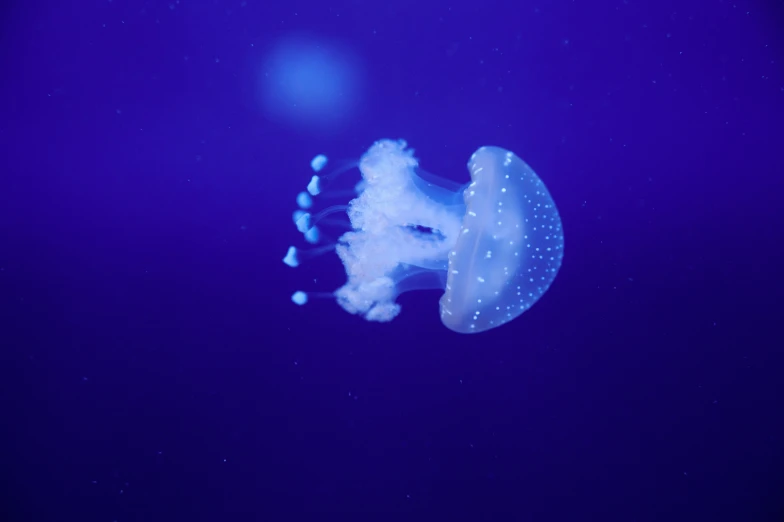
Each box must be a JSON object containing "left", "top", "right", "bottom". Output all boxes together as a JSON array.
[{"left": 2, "top": 0, "right": 783, "bottom": 520}]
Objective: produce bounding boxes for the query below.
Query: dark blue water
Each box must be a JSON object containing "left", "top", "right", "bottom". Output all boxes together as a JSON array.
[{"left": 2, "top": 0, "right": 783, "bottom": 520}]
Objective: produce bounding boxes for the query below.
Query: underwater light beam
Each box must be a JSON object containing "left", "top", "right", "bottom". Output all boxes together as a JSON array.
[{"left": 257, "top": 34, "right": 361, "bottom": 133}]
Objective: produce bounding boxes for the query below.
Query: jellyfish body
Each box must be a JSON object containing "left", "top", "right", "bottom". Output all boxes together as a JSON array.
[{"left": 284, "top": 140, "right": 564, "bottom": 333}]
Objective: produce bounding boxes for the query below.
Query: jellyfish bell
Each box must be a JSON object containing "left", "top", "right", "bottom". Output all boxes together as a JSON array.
[
  {"left": 439, "top": 146, "right": 565, "bottom": 333},
  {"left": 284, "top": 140, "right": 565, "bottom": 334}
]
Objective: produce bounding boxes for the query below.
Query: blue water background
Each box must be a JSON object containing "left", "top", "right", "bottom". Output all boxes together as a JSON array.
[{"left": 1, "top": 0, "right": 783, "bottom": 520}]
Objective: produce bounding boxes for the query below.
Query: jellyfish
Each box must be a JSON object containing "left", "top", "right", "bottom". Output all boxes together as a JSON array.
[{"left": 283, "top": 139, "right": 564, "bottom": 333}]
